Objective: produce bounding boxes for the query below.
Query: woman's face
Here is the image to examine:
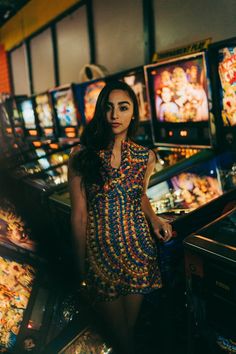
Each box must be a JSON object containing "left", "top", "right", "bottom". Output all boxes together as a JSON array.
[{"left": 106, "top": 89, "right": 134, "bottom": 138}]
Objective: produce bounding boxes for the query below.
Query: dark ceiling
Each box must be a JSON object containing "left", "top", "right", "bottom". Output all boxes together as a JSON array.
[{"left": 0, "top": 0, "right": 30, "bottom": 27}]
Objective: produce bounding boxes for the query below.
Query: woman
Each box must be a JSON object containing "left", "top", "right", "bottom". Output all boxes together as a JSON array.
[{"left": 68, "top": 81, "right": 172, "bottom": 354}]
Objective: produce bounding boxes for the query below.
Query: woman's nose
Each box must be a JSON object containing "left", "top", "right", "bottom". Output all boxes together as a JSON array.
[{"left": 111, "top": 107, "right": 118, "bottom": 120}]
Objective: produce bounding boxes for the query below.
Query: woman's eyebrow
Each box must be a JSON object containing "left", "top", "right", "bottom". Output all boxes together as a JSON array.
[
  {"left": 118, "top": 101, "right": 131, "bottom": 105},
  {"left": 107, "top": 101, "right": 131, "bottom": 105}
]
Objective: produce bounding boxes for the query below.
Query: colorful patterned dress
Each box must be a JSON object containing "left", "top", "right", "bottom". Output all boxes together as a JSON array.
[{"left": 85, "top": 139, "right": 162, "bottom": 302}]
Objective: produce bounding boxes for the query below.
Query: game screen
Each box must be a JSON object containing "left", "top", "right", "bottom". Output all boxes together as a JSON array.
[
  {"left": 52, "top": 88, "right": 78, "bottom": 127},
  {"left": 121, "top": 69, "right": 150, "bottom": 121},
  {"left": 147, "top": 55, "right": 209, "bottom": 123},
  {"left": 217, "top": 46, "right": 236, "bottom": 126},
  {"left": 35, "top": 93, "right": 54, "bottom": 128},
  {"left": 0, "top": 256, "right": 35, "bottom": 350},
  {"left": 78, "top": 80, "right": 106, "bottom": 124},
  {"left": 145, "top": 53, "right": 211, "bottom": 145},
  {"left": 20, "top": 99, "right": 36, "bottom": 130}
]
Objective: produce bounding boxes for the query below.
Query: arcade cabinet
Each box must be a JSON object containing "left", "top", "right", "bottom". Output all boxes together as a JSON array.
[{"left": 184, "top": 207, "right": 236, "bottom": 354}]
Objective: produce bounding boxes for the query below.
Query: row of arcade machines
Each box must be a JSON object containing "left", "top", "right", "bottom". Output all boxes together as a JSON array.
[
  {"left": 43, "top": 39, "right": 236, "bottom": 352},
  {"left": 0, "top": 36, "right": 236, "bottom": 352},
  {"left": 0, "top": 83, "right": 92, "bottom": 352},
  {"left": 0, "top": 90, "right": 88, "bottom": 352},
  {"left": 0, "top": 91, "right": 78, "bottom": 256}
]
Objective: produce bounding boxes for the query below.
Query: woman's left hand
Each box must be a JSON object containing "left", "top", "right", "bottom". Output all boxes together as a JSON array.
[{"left": 151, "top": 216, "right": 173, "bottom": 242}]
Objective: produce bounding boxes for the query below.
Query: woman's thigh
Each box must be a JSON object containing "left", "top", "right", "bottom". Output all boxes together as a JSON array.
[{"left": 122, "top": 294, "right": 143, "bottom": 328}]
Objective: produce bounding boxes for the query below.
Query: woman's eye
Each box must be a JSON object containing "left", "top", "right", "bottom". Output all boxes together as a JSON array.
[{"left": 120, "top": 105, "right": 128, "bottom": 111}]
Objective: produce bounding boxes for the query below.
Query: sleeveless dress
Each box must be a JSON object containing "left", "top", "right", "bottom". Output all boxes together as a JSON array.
[{"left": 85, "top": 139, "right": 162, "bottom": 302}]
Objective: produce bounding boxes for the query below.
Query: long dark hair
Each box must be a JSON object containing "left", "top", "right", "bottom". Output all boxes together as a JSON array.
[{"left": 71, "top": 80, "right": 140, "bottom": 186}]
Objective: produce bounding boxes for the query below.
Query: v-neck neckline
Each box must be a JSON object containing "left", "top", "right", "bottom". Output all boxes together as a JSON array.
[
  {"left": 110, "top": 139, "right": 130, "bottom": 170},
  {"left": 101, "top": 139, "right": 131, "bottom": 173}
]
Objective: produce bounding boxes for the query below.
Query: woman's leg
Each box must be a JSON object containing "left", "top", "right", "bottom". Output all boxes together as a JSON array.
[
  {"left": 122, "top": 294, "right": 144, "bottom": 350},
  {"left": 95, "top": 297, "right": 132, "bottom": 354}
]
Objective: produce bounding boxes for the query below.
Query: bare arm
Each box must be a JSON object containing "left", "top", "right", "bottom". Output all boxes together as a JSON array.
[
  {"left": 68, "top": 146, "right": 88, "bottom": 280},
  {"left": 141, "top": 150, "right": 172, "bottom": 242}
]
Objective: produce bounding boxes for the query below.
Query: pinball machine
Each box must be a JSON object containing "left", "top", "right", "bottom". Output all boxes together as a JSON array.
[
  {"left": 144, "top": 51, "right": 218, "bottom": 172},
  {"left": 8, "top": 88, "right": 80, "bottom": 181},
  {"left": 183, "top": 35, "right": 236, "bottom": 354},
  {"left": 6, "top": 86, "right": 83, "bottom": 183},
  {"left": 49, "top": 84, "right": 83, "bottom": 145},
  {"left": 1, "top": 94, "right": 57, "bottom": 171},
  {"left": 0, "top": 198, "right": 58, "bottom": 353},
  {"left": 184, "top": 207, "right": 236, "bottom": 354},
  {"left": 19, "top": 83, "right": 85, "bottom": 193},
  {"left": 15, "top": 84, "right": 86, "bottom": 193},
  {"left": 33, "top": 91, "right": 57, "bottom": 142},
  {"left": 0, "top": 94, "right": 31, "bottom": 169}
]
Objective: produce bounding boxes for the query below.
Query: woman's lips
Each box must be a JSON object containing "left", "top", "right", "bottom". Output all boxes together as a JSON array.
[{"left": 111, "top": 123, "right": 121, "bottom": 127}]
